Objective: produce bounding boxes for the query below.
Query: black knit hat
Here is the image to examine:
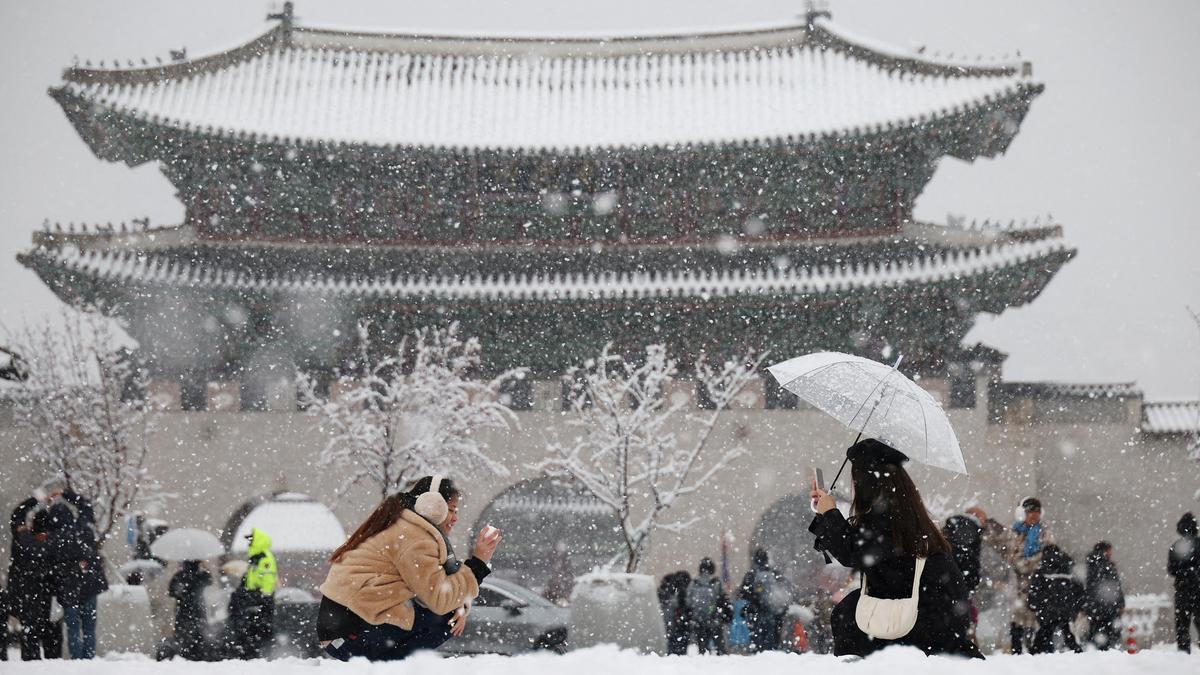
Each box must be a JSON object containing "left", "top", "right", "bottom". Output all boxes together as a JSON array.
[
  {"left": 1180, "top": 512, "right": 1198, "bottom": 537},
  {"left": 846, "top": 438, "right": 909, "bottom": 468}
]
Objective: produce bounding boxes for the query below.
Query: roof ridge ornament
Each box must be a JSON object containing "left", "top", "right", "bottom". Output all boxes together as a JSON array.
[
  {"left": 267, "top": 1, "right": 297, "bottom": 47},
  {"left": 805, "top": 0, "right": 832, "bottom": 25}
]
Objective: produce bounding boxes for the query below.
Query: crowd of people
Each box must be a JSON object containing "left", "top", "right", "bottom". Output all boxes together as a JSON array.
[
  {"left": 3, "top": 456, "right": 1200, "bottom": 661},
  {"left": 2, "top": 483, "right": 278, "bottom": 661},
  {"left": 654, "top": 440, "right": 1200, "bottom": 658},
  {"left": 4, "top": 483, "right": 107, "bottom": 660}
]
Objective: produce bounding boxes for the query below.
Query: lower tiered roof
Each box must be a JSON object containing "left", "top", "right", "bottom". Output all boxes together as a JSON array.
[{"left": 21, "top": 221, "right": 1072, "bottom": 314}]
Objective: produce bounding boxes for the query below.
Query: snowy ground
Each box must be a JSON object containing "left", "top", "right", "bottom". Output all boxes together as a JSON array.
[{"left": 2, "top": 646, "right": 1196, "bottom": 674}]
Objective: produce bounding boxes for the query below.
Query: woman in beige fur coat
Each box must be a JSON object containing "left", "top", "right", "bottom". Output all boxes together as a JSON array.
[{"left": 316, "top": 475, "right": 501, "bottom": 661}]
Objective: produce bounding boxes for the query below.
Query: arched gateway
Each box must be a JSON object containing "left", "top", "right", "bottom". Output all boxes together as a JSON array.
[{"left": 473, "top": 478, "right": 622, "bottom": 593}]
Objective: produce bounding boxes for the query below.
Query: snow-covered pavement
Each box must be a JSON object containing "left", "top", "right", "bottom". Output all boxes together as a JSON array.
[{"left": 2, "top": 646, "right": 1196, "bottom": 674}]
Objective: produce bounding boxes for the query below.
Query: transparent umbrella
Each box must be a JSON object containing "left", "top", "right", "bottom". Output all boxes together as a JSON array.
[
  {"left": 149, "top": 528, "right": 224, "bottom": 561},
  {"left": 767, "top": 351, "right": 966, "bottom": 491}
]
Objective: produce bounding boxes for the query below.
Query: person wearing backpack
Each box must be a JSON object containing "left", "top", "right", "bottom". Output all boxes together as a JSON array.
[
  {"left": 809, "top": 439, "right": 982, "bottom": 659},
  {"left": 1027, "top": 544, "right": 1084, "bottom": 653},
  {"left": 688, "top": 557, "right": 732, "bottom": 654},
  {"left": 738, "top": 548, "right": 787, "bottom": 652}
]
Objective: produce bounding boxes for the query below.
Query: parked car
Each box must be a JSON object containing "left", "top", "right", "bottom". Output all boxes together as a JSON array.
[{"left": 441, "top": 576, "right": 569, "bottom": 655}]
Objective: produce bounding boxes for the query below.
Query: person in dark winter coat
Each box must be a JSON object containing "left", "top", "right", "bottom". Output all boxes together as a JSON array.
[
  {"left": 658, "top": 570, "right": 692, "bottom": 655},
  {"left": 168, "top": 560, "right": 212, "bottom": 661},
  {"left": 738, "top": 548, "right": 788, "bottom": 653},
  {"left": 1083, "top": 542, "right": 1125, "bottom": 650},
  {"left": 8, "top": 498, "right": 62, "bottom": 660},
  {"left": 46, "top": 490, "right": 108, "bottom": 659},
  {"left": 944, "top": 507, "right": 1000, "bottom": 594},
  {"left": 1027, "top": 544, "right": 1083, "bottom": 654},
  {"left": 1168, "top": 512, "right": 1200, "bottom": 652},
  {"left": 809, "top": 439, "right": 982, "bottom": 659},
  {"left": 688, "top": 557, "right": 732, "bottom": 654}
]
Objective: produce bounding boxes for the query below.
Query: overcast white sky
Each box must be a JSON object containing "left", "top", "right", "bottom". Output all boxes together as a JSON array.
[{"left": 1, "top": 0, "right": 1197, "bottom": 399}]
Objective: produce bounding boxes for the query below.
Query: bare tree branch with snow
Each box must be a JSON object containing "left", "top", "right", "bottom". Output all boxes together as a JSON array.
[
  {"left": 5, "top": 309, "right": 164, "bottom": 547},
  {"left": 297, "top": 321, "right": 521, "bottom": 499},
  {"left": 534, "top": 344, "right": 765, "bottom": 573}
]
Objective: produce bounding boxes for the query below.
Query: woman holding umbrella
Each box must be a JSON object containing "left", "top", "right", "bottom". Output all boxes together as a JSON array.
[
  {"left": 150, "top": 528, "right": 224, "bottom": 661},
  {"left": 168, "top": 560, "right": 212, "bottom": 660},
  {"left": 809, "top": 438, "right": 981, "bottom": 659}
]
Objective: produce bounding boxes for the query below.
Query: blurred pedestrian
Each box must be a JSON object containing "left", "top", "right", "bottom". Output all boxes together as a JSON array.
[
  {"left": 1027, "top": 544, "right": 1083, "bottom": 653},
  {"left": 1083, "top": 542, "right": 1124, "bottom": 650},
  {"left": 8, "top": 497, "right": 62, "bottom": 660},
  {"left": 738, "top": 548, "right": 788, "bottom": 653},
  {"left": 1006, "top": 497, "right": 1053, "bottom": 654},
  {"left": 224, "top": 528, "right": 277, "bottom": 659},
  {"left": 687, "top": 557, "right": 732, "bottom": 654},
  {"left": 1169, "top": 512, "right": 1200, "bottom": 652},
  {"left": 658, "top": 570, "right": 692, "bottom": 655},
  {"left": 727, "top": 598, "right": 751, "bottom": 654},
  {"left": 46, "top": 488, "right": 108, "bottom": 659},
  {"left": 542, "top": 541, "right": 574, "bottom": 606},
  {"left": 168, "top": 560, "right": 212, "bottom": 660}
]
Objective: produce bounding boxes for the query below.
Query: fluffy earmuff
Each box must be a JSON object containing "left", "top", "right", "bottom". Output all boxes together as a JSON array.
[{"left": 413, "top": 474, "right": 449, "bottom": 525}]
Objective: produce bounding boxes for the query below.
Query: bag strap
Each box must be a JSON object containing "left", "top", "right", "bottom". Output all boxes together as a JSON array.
[
  {"left": 861, "top": 556, "right": 927, "bottom": 599},
  {"left": 910, "top": 557, "right": 927, "bottom": 597}
]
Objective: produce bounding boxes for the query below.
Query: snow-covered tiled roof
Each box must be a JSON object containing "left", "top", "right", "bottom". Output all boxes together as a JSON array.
[
  {"left": 55, "top": 17, "right": 1039, "bottom": 151},
  {"left": 1142, "top": 401, "right": 1200, "bottom": 435},
  {"left": 24, "top": 233, "right": 1071, "bottom": 303},
  {"left": 996, "top": 382, "right": 1143, "bottom": 400}
]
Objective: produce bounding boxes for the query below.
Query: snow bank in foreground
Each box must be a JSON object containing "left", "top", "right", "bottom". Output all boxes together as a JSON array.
[{"left": 2, "top": 645, "right": 1196, "bottom": 674}]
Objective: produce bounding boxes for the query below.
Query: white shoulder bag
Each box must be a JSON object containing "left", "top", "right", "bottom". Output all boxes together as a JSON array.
[{"left": 855, "top": 556, "right": 926, "bottom": 640}]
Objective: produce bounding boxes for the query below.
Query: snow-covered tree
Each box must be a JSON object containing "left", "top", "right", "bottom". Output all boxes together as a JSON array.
[
  {"left": 297, "top": 322, "right": 521, "bottom": 498},
  {"left": 6, "top": 309, "right": 163, "bottom": 546},
  {"left": 535, "top": 344, "right": 765, "bottom": 572}
]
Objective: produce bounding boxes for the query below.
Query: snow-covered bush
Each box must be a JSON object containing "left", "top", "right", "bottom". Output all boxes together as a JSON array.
[
  {"left": 297, "top": 321, "right": 522, "bottom": 498},
  {"left": 536, "top": 344, "right": 764, "bottom": 572}
]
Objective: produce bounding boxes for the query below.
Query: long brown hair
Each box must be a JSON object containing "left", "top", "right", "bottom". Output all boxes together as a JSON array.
[
  {"left": 850, "top": 462, "right": 950, "bottom": 557},
  {"left": 330, "top": 476, "right": 459, "bottom": 563}
]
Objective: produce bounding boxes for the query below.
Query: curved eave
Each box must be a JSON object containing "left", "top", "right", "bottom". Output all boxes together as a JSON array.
[
  {"left": 809, "top": 17, "right": 1030, "bottom": 79},
  {"left": 50, "top": 81, "right": 1042, "bottom": 163},
  {"left": 61, "top": 16, "right": 1030, "bottom": 83},
  {"left": 20, "top": 235, "right": 1074, "bottom": 311}
]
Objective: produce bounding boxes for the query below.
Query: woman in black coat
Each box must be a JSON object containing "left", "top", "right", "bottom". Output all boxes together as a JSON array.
[
  {"left": 809, "top": 439, "right": 982, "bottom": 659},
  {"left": 168, "top": 560, "right": 212, "bottom": 661},
  {"left": 1083, "top": 541, "right": 1124, "bottom": 650}
]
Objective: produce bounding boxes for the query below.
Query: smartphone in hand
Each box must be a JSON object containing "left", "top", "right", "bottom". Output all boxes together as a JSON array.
[{"left": 810, "top": 467, "right": 826, "bottom": 513}]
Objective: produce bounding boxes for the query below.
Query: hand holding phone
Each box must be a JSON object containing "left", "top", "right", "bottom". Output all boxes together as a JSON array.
[{"left": 810, "top": 467, "right": 834, "bottom": 514}]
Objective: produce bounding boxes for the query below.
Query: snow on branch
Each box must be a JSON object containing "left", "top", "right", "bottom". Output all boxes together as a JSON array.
[
  {"left": 5, "top": 308, "right": 165, "bottom": 546},
  {"left": 534, "top": 343, "right": 765, "bottom": 572},
  {"left": 297, "top": 321, "right": 521, "bottom": 499}
]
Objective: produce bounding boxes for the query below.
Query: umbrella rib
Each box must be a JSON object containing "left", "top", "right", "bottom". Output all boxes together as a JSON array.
[
  {"left": 848, "top": 363, "right": 901, "bottom": 431},
  {"left": 919, "top": 389, "right": 931, "bottom": 462}
]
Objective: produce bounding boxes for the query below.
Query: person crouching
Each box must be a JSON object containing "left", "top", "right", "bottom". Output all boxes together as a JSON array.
[{"left": 316, "top": 475, "right": 501, "bottom": 661}]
